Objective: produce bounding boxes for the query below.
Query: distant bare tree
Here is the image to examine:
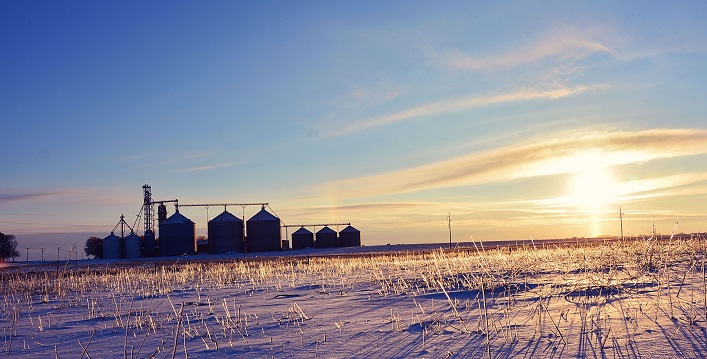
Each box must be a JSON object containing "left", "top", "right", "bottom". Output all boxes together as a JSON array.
[
  {"left": 0, "top": 233, "right": 19, "bottom": 262},
  {"left": 84, "top": 236, "right": 103, "bottom": 259}
]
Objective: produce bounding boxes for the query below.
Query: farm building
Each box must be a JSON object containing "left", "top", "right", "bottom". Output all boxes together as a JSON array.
[
  {"left": 159, "top": 210, "right": 196, "bottom": 256},
  {"left": 246, "top": 206, "right": 281, "bottom": 252},
  {"left": 208, "top": 210, "right": 244, "bottom": 253}
]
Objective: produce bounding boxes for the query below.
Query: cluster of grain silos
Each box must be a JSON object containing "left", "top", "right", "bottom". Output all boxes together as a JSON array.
[
  {"left": 203, "top": 205, "right": 284, "bottom": 254},
  {"left": 102, "top": 231, "right": 143, "bottom": 259},
  {"left": 287, "top": 225, "right": 361, "bottom": 250},
  {"left": 98, "top": 185, "right": 362, "bottom": 259}
]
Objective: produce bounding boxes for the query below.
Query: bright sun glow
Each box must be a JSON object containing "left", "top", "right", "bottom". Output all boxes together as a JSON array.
[{"left": 565, "top": 154, "right": 620, "bottom": 212}]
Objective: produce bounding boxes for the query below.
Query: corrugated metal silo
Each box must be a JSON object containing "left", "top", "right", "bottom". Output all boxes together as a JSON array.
[
  {"left": 158, "top": 204, "right": 168, "bottom": 224},
  {"left": 144, "top": 230, "right": 156, "bottom": 257},
  {"left": 316, "top": 226, "right": 338, "bottom": 248},
  {"left": 159, "top": 210, "right": 196, "bottom": 256},
  {"left": 208, "top": 210, "right": 244, "bottom": 253},
  {"left": 124, "top": 232, "right": 142, "bottom": 258},
  {"left": 291, "top": 227, "right": 314, "bottom": 250},
  {"left": 246, "top": 206, "right": 281, "bottom": 252},
  {"left": 339, "top": 225, "right": 361, "bottom": 247},
  {"left": 103, "top": 233, "right": 122, "bottom": 259}
]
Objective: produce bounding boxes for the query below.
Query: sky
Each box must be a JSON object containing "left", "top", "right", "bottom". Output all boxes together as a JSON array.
[{"left": 2, "top": 1, "right": 707, "bottom": 260}]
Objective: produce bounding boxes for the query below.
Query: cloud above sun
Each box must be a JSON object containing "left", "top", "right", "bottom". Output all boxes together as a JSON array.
[{"left": 312, "top": 128, "right": 707, "bottom": 200}]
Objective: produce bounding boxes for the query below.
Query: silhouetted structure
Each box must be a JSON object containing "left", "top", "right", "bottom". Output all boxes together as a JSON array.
[
  {"left": 144, "top": 230, "right": 156, "bottom": 257},
  {"left": 316, "top": 226, "right": 338, "bottom": 248},
  {"left": 339, "top": 225, "right": 361, "bottom": 247},
  {"left": 102, "top": 233, "right": 122, "bottom": 259},
  {"left": 124, "top": 232, "right": 142, "bottom": 258},
  {"left": 246, "top": 206, "right": 281, "bottom": 252},
  {"left": 159, "top": 210, "right": 196, "bottom": 256},
  {"left": 208, "top": 210, "right": 244, "bottom": 253},
  {"left": 292, "top": 227, "right": 314, "bottom": 250}
]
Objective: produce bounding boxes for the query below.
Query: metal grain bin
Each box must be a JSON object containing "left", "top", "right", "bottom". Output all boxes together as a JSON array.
[
  {"left": 159, "top": 210, "right": 196, "bottom": 256},
  {"left": 123, "top": 232, "right": 142, "bottom": 259},
  {"left": 339, "top": 225, "right": 361, "bottom": 247},
  {"left": 102, "top": 233, "right": 122, "bottom": 259},
  {"left": 208, "top": 210, "right": 244, "bottom": 254},
  {"left": 315, "top": 226, "right": 338, "bottom": 248},
  {"left": 144, "top": 230, "right": 156, "bottom": 257},
  {"left": 291, "top": 227, "right": 314, "bottom": 250},
  {"left": 246, "top": 206, "right": 281, "bottom": 252}
]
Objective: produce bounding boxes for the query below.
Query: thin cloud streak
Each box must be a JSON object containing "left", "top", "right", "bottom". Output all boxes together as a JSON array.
[
  {"left": 326, "top": 86, "right": 591, "bottom": 136},
  {"left": 319, "top": 128, "right": 707, "bottom": 199},
  {"left": 447, "top": 25, "right": 616, "bottom": 71},
  {"left": 178, "top": 163, "right": 237, "bottom": 172},
  {"left": 0, "top": 192, "right": 56, "bottom": 204},
  {"left": 515, "top": 172, "right": 707, "bottom": 209}
]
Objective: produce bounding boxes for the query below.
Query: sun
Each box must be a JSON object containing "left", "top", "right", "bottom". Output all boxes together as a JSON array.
[{"left": 566, "top": 165, "right": 618, "bottom": 212}]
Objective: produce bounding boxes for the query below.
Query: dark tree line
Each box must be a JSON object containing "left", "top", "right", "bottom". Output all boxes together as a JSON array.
[
  {"left": 0, "top": 233, "right": 19, "bottom": 262},
  {"left": 84, "top": 236, "right": 103, "bottom": 259}
]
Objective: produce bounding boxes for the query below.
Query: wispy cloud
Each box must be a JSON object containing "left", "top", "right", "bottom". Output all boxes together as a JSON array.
[
  {"left": 178, "top": 162, "right": 237, "bottom": 172},
  {"left": 512, "top": 172, "right": 707, "bottom": 210},
  {"left": 0, "top": 192, "right": 56, "bottom": 204},
  {"left": 446, "top": 24, "right": 617, "bottom": 71},
  {"left": 318, "top": 128, "right": 707, "bottom": 199},
  {"left": 325, "top": 85, "right": 591, "bottom": 136}
]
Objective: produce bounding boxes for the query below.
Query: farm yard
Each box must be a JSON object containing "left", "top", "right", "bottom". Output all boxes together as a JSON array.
[{"left": 1, "top": 237, "right": 707, "bottom": 358}]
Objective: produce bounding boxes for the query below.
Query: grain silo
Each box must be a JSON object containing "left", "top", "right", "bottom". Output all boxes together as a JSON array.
[
  {"left": 123, "top": 232, "right": 142, "bottom": 258},
  {"left": 339, "top": 225, "right": 361, "bottom": 247},
  {"left": 159, "top": 210, "right": 196, "bottom": 256},
  {"left": 208, "top": 210, "right": 244, "bottom": 253},
  {"left": 144, "top": 230, "right": 156, "bottom": 257},
  {"left": 315, "top": 226, "right": 338, "bottom": 248},
  {"left": 246, "top": 206, "right": 281, "bottom": 252},
  {"left": 103, "top": 233, "right": 122, "bottom": 259},
  {"left": 291, "top": 227, "right": 314, "bottom": 250}
]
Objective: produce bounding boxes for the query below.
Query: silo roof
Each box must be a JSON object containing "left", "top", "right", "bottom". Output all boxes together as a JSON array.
[
  {"left": 125, "top": 233, "right": 140, "bottom": 239},
  {"left": 162, "top": 211, "right": 195, "bottom": 224},
  {"left": 340, "top": 225, "right": 359, "bottom": 233},
  {"left": 210, "top": 210, "right": 242, "bottom": 222},
  {"left": 293, "top": 227, "right": 313, "bottom": 235},
  {"left": 317, "top": 226, "right": 336, "bottom": 234},
  {"left": 248, "top": 207, "right": 278, "bottom": 221}
]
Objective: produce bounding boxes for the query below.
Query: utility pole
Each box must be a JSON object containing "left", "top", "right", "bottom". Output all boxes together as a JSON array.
[
  {"left": 26, "top": 248, "right": 29, "bottom": 262},
  {"left": 448, "top": 212, "right": 452, "bottom": 249},
  {"left": 619, "top": 207, "right": 624, "bottom": 241},
  {"left": 40, "top": 248, "right": 45, "bottom": 261}
]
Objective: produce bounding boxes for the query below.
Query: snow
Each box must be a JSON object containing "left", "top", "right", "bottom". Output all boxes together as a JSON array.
[{"left": 1, "top": 239, "right": 706, "bottom": 358}]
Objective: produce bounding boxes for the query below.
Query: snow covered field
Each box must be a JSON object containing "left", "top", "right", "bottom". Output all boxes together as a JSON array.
[{"left": 1, "top": 238, "right": 707, "bottom": 358}]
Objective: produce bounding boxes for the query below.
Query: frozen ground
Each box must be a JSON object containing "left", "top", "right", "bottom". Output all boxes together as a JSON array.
[{"left": 1, "top": 238, "right": 707, "bottom": 358}]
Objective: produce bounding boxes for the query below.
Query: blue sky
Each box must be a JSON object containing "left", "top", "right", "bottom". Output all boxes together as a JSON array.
[{"left": 3, "top": 1, "right": 707, "bottom": 259}]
